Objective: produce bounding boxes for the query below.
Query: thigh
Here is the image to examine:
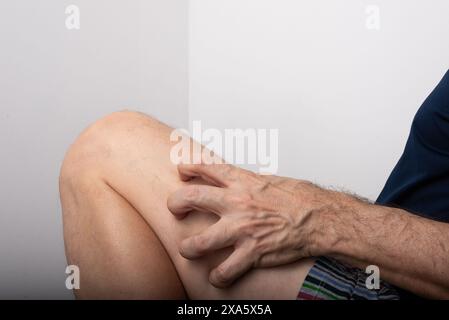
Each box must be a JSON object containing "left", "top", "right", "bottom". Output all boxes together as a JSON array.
[{"left": 72, "top": 111, "right": 314, "bottom": 299}]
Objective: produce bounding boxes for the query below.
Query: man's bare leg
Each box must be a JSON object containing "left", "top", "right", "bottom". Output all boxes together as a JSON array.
[
  {"left": 60, "top": 156, "right": 185, "bottom": 299},
  {"left": 60, "top": 111, "right": 315, "bottom": 299}
]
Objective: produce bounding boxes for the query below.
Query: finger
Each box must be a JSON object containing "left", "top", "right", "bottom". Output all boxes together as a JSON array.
[
  {"left": 177, "top": 163, "right": 238, "bottom": 187},
  {"left": 179, "top": 219, "right": 238, "bottom": 259},
  {"left": 209, "top": 246, "right": 254, "bottom": 288},
  {"left": 167, "top": 185, "right": 227, "bottom": 218}
]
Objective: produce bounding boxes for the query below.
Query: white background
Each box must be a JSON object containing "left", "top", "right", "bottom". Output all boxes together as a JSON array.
[{"left": 190, "top": 0, "right": 449, "bottom": 199}]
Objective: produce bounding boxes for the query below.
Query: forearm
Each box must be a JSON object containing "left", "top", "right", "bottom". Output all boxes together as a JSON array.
[{"left": 307, "top": 191, "right": 449, "bottom": 298}]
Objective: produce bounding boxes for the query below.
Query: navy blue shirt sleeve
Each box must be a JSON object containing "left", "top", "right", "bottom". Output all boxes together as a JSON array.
[{"left": 376, "top": 70, "right": 449, "bottom": 223}]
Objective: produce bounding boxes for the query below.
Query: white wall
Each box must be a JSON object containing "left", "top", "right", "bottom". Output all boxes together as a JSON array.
[
  {"left": 0, "top": 0, "right": 188, "bottom": 299},
  {"left": 189, "top": 0, "right": 449, "bottom": 199}
]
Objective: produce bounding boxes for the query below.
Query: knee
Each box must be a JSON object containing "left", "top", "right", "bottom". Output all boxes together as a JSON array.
[{"left": 59, "top": 110, "right": 161, "bottom": 190}]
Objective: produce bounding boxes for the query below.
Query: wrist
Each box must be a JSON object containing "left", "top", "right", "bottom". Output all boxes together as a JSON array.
[{"left": 304, "top": 189, "right": 367, "bottom": 258}]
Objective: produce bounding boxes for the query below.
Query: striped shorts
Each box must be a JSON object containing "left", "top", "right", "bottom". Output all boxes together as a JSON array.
[{"left": 297, "top": 257, "right": 400, "bottom": 300}]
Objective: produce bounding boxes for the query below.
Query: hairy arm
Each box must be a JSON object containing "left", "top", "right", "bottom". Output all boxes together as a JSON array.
[
  {"left": 309, "top": 192, "right": 449, "bottom": 299},
  {"left": 168, "top": 163, "right": 449, "bottom": 298}
]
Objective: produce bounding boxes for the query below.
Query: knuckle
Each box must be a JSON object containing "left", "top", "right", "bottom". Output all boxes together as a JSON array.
[
  {"left": 227, "top": 193, "right": 253, "bottom": 209},
  {"left": 222, "top": 164, "right": 238, "bottom": 180},
  {"left": 192, "top": 235, "right": 209, "bottom": 253},
  {"left": 220, "top": 223, "right": 229, "bottom": 239},
  {"left": 222, "top": 222, "right": 237, "bottom": 242},
  {"left": 223, "top": 164, "right": 234, "bottom": 174},
  {"left": 184, "top": 185, "right": 201, "bottom": 202},
  {"left": 259, "top": 180, "right": 272, "bottom": 191},
  {"left": 254, "top": 240, "right": 270, "bottom": 254},
  {"left": 245, "top": 170, "right": 258, "bottom": 180},
  {"left": 236, "top": 221, "right": 254, "bottom": 237},
  {"left": 214, "top": 265, "right": 229, "bottom": 284}
]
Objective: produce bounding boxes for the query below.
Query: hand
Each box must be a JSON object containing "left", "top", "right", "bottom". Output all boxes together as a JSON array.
[{"left": 167, "top": 163, "right": 332, "bottom": 288}]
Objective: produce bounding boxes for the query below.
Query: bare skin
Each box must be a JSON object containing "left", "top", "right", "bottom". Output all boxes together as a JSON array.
[
  {"left": 166, "top": 156, "right": 449, "bottom": 299},
  {"left": 59, "top": 110, "right": 314, "bottom": 299}
]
